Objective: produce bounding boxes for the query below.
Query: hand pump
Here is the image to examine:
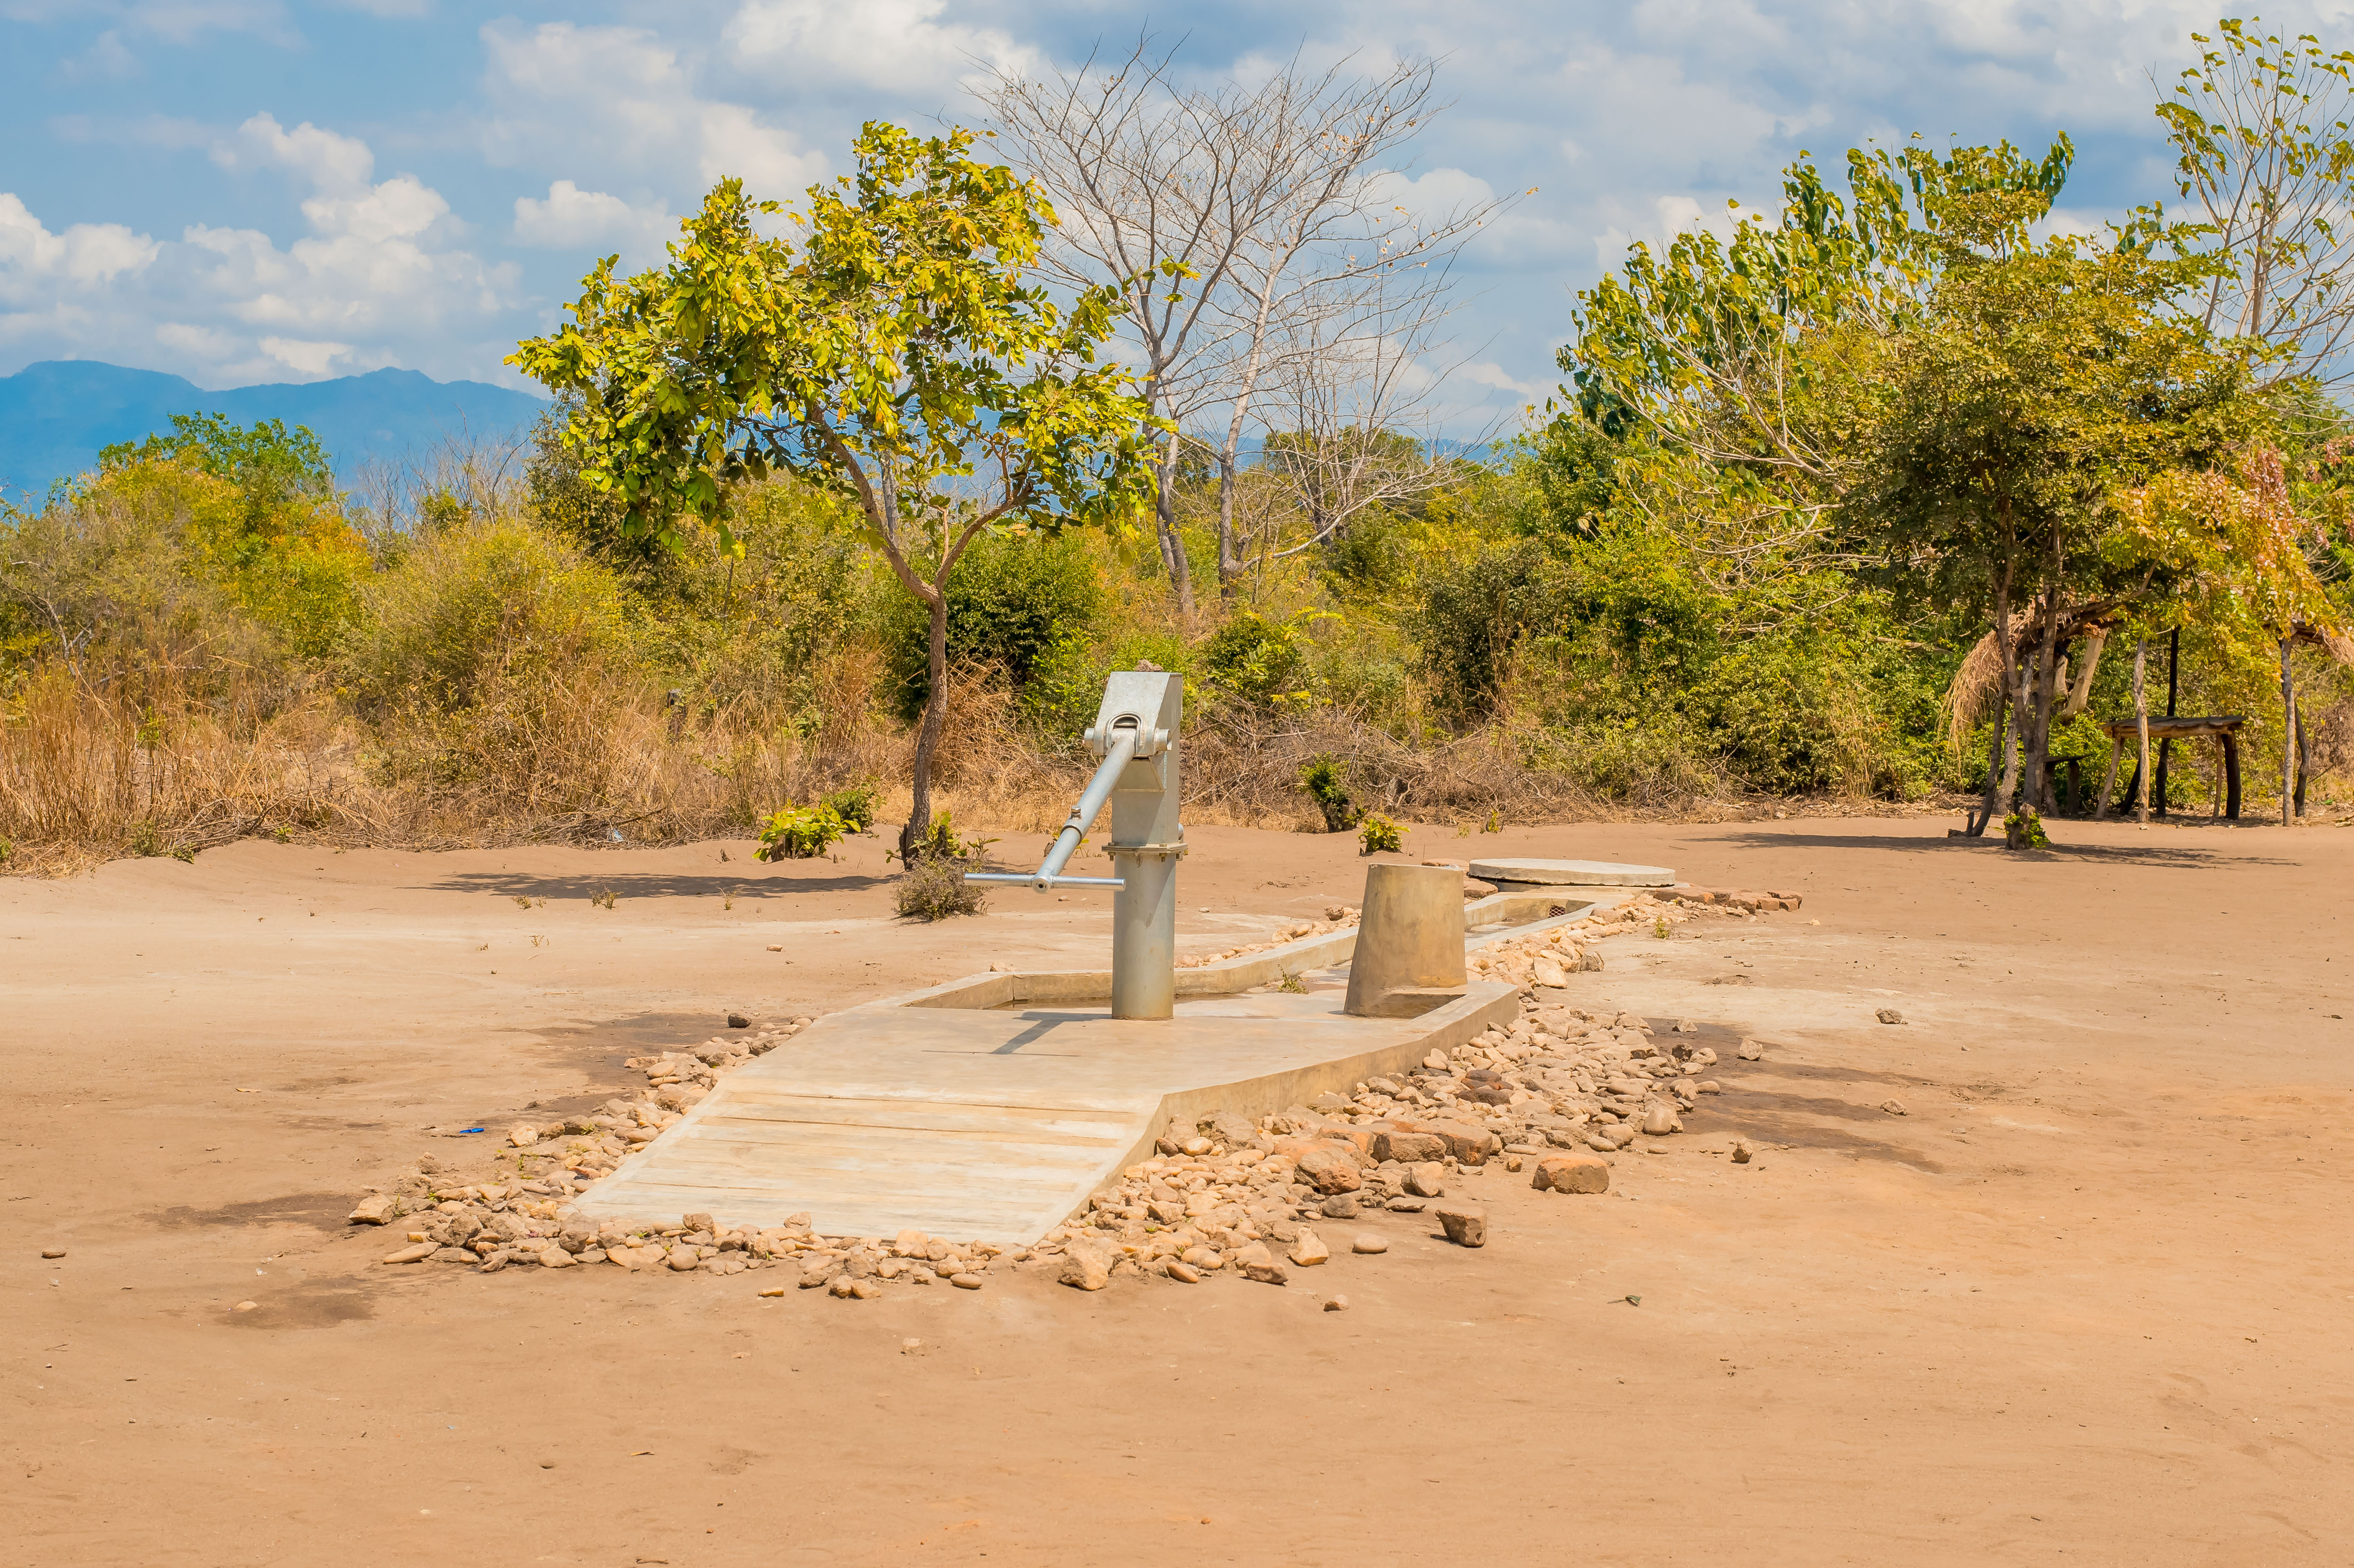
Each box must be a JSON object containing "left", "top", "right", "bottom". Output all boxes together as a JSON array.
[{"left": 965, "top": 670, "right": 1185, "bottom": 1019}]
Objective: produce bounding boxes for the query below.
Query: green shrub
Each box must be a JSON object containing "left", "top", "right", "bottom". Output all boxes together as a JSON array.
[
  {"left": 902, "top": 810, "right": 989, "bottom": 863},
  {"left": 345, "top": 515, "right": 635, "bottom": 718},
  {"left": 1357, "top": 812, "right": 1403, "bottom": 854},
  {"left": 884, "top": 530, "right": 1104, "bottom": 723},
  {"left": 894, "top": 856, "right": 987, "bottom": 920},
  {"left": 1201, "top": 611, "right": 1320, "bottom": 708},
  {"left": 755, "top": 803, "right": 847, "bottom": 860},
  {"left": 1300, "top": 755, "right": 1358, "bottom": 832},
  {"left": 823, "top": 780, "right": 879, "bottom": 833}
]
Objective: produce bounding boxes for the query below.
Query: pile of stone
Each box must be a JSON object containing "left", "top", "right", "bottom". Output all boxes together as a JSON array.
[
  {"left": 1019, "top": 998, "right": 1734, "bottom": 1292},
  {"left": 1176, "top": 905, "right": 1358, "bottom": 970},
  {"left": 360, "top": 1173, "right": 1013, "bottom": 1288},
  {"left": 1656, "top": 886, "right": 1806, "bottom": 914}
]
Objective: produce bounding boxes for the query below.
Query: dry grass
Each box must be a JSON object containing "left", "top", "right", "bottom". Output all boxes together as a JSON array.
[
  {"left": 3, "top": 651, "right": 1755, "bottom": 877},
  {"left": 0, "top": 656, "right": 909, "bottom": 873}
]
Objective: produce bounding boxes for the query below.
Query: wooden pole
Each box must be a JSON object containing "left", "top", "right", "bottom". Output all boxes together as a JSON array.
[
  {"left": 2133, "top": 639, "right": 2150, "bottom": 826},
  {"left": 2279, "top": 633, "right": 2296, "bottom": 828},
  {"left": 2097, "top": 737, "right": 2122, "bottom": 820},
  {"left": 2295, "top": 697, "right": 2310, "bottom": 819},
  {"left": 2157, "top": 627, "right": 2179, "bottom": 816},
  {"left": 2223, "top": 731, "right": 2241, "bottom": 821}
]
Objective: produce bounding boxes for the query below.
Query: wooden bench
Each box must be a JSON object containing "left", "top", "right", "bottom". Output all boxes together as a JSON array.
[{"left": 2095, "top": 715, "right": 2245, "bottom": 820}]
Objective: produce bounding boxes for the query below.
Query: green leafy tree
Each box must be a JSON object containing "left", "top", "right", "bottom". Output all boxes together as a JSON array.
[
  {"left": 511, "top": 122, "right": 1160, "bottom": 856},
  {"left": 1851, "top": 221, "right": 2258, "bottom": 831}
]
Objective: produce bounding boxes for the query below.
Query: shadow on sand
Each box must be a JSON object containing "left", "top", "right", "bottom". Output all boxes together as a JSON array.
[
  {"left": 1714, "top": 829, "right": 2291, "bottom": 870},
  {"left": 428, "top": 870, "right": 889, "bottom": 899}
]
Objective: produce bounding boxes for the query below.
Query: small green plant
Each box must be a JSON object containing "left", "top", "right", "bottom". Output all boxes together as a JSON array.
[
  {"left": 512, "top": 895, "right": 532, "bottom": 909},
  {"left": 823, "top": 780, "right": 880, "bottom": 834},
  {"left": 1357, "top": 812, "right": 1403, "bottom": 855},
  {"left": 0, "top": 837, "right": 12, "bottom": 863},
  {"left": 894, "top": 855, "right": 988, "bottom": 921},
  {"left": 1301, "top": 755, "right": 1358, "bottom": 833},
  {"left": 755, "top": 803, "right": 847, "bottom": 861},
  {"left": 129, "top": 819, "right": 164, "bottom": 858},
  {"left": 272, "top": 825, "right": 293, "bottom": 843},
  {"left": 2002, "top": 809, "right": 2050, "bottom": 850},
  {"left": 722, "top": 889, "right": 736, "bottom": 910},
  {"left": 1483, "top": 811, "right": 1501, "bottom": 834},
  {"left": 1276, "top": 968, "right": 1307, "bottom": 994},
  {"left": 1653, "top": 916, "right": 1671, "bottom": 939},
  {"left": 592, "top": 887, "right": 617, "bottom": 909},
  {"left": 900, "top": 810, "right": 990, "bottom": 864}
]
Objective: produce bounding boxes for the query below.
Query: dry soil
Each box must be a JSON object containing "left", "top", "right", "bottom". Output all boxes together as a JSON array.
[{"left": 3, "top": 815, "right": 2349, "bottom": 1566}]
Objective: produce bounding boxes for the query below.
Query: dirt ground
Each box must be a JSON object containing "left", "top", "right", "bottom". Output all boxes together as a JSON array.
[{"left": 4, "top": 813, "right": 2350, "bottom": 1566}]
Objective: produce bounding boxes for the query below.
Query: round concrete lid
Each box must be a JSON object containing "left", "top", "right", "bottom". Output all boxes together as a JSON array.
[{"left": 1468, "top": 858, "right": 1675, "bottom": 886}]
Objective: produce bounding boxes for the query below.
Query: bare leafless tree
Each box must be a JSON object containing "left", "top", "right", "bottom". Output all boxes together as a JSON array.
[
  {"left": 1246, "top": 252, "right": 1479, "bottom": 571},
  {"left": 978, "top": 39, "right": 1506, "bottom": 620},
  {"left": 2159, "top": 19, "right": 2354, "bottom": 384}
]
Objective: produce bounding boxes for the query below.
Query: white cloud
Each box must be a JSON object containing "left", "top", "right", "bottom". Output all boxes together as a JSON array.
[
  {"left": 0, "top": 115, "right": 512, "bottom": 386},
  {"left": 212, "top": 110, "right": 376, "bottom": 192},
  {"left": 0, "top": 195, "right": 158, "bottom": 290},
  {"left": 480, "top": 21, "right": 825, "bottom": 203},
  {"left": 723, "top": 0, "right": 1037, "bottom": 95},
  {"left": 513, "top": 180, "right": 675, "bottom": 266}
]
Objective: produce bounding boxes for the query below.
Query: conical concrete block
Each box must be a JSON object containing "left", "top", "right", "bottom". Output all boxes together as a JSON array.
[{"left": 1343, "top": 863, "right": 1467, "bottom": 1018}]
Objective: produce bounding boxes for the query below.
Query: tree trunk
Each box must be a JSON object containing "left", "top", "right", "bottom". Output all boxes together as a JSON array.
[
  {"left": 1968, "top": 690, "right": 2008, "bottom": 836},
  {"left": 1215, "top": 451, "right": 1244, "bottom": 605},
  {"left": 902, "top": 588, "right": 951, "bottom": 861},
  {"left": 2133, "top": 638, "right": 2150, "bottom": 826},
  {"left": 1153, "top": 438, "right": 1193, "bottom": 631},
  {"left": 2014, "top": 528, "right": 2065, "bottom": 830}
]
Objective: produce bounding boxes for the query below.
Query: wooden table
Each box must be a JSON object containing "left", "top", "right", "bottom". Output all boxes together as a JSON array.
[{"left": 2097, "top": 715, "right": 2245, "bottom": 819}]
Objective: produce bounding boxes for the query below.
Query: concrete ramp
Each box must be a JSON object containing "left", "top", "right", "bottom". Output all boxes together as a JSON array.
[{"left": 571, "top": 984, "right": 1517, "bottom": 1244}]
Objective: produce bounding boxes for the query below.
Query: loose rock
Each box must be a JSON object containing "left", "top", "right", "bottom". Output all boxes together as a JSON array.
[
  {"left": 381, "top": 1242, "right": 436, "bottom": 1265},
  {"left": 1060, "top": 1241, "right": 1114, "bottom": 1291},
  {"left": 1876, "top": 1008, "right": 1907, "bottom": 1025},
  {"left": 1323, "top": 1295, "right": 1350, "bottom": 1312},
  {"left": 1435, "top": 1204, "right": 1487, "bottom": 1248},
  {"left": 1352, "top": 1234, "right": 1388, "bottom": 1255},
  {"left": 1532, "top": 1152, "right": 1610, "bottom": 1194},
  {"left": 347, "top": 1195, "right": 400, "bottom": 1226},
  {"left": 1232, "top": 1243, "right": 1288, "bottom": 1285},
  {"left": 1288, "top": 1229, "right": 1331, "bottom": 1267}
]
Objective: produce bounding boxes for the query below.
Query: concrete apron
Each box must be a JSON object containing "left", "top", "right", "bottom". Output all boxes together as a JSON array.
[{"left": 571, "top": 889, "right": 1616, "bottom": 1244}]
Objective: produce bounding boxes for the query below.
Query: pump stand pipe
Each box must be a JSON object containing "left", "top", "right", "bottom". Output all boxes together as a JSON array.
[{"left": 963, "top": 669, "right": 1186, "bottom": 1019}]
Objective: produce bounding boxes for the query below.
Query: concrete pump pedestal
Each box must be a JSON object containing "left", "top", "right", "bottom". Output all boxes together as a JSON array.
[{"left": 570, "top": 889, "right": 1594, "bottom": 1245}]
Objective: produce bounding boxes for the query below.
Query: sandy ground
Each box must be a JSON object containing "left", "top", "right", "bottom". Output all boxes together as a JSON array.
[{"left": 4, "top": 814, "right": 2351, "bottom": 1566}]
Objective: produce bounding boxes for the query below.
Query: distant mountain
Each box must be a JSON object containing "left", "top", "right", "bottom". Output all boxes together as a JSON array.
[{"left": 0, "top": 360, "right": 549, "bottom": 501}]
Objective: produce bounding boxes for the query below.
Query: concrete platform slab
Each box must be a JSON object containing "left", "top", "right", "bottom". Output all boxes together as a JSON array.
[
  {"left": 571, "top": 982, "right": 1517, "bottom": 1243},
  {"left": 571, "top": 889, "right": 1596, "bottom": 1244},
  {"left": 1469, "top": 857, "right": 1674, "bottom": 887}
]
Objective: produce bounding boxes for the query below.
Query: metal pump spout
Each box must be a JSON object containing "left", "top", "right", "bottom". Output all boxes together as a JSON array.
[{"left": 965, "top": 669, "right": 1185, "bottom": 1019}]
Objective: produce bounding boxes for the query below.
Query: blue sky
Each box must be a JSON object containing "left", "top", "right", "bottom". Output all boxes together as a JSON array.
[{"left": 0, "top": 1, "right": 2331, "bottom": 430}]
